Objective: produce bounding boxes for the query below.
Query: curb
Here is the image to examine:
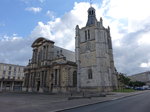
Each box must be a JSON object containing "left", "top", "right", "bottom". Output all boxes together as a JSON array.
[{"left": 53, "top": 91, "right": 146, "bottom": 112}]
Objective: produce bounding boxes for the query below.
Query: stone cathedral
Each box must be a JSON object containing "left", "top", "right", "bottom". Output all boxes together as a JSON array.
[{"left": 24, "top": 6, "right": 118, "bottom": 93}]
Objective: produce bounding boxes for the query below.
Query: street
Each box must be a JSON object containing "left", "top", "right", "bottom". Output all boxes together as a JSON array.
[{"left": 61, "top": 91, "right": 150, "bottom": 112}]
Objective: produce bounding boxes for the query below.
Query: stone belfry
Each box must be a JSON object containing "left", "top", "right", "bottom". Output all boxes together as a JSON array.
[{"left": 75, "top": 6, "right": 118, "bottom": 92}]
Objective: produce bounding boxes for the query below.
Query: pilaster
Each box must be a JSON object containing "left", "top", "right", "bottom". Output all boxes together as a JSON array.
[
  {"left": 11, "top": 81, "right": 14, "bottom": 91},
  {"left": 75, "top": 25, "right": 81, "bottom": 92},
  {"left": 0, "top": 81, "right": 3, "bottom": 92},
  {"left": 95, "top": 28, "right": 102, "bottom": 86}
]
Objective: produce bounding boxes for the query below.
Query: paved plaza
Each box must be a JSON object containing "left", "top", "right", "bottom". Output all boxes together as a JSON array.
[
  {"left": 0, "top": 92, "right": 68, "bottom": 112},
  {"left": 0, "top": 91, "right": 148, "bottom": 112}
]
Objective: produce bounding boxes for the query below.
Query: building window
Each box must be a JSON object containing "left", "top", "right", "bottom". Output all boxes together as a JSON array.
[
  {"left": 3, "top": 66, "right": 6, "bottom": 70},
  {"left": 73, "top": 71, "right": 77, "bottom": 87},
  {"left": 85, "top": 31, "right": 87, "bottom": 41},
  {"left": 9, "top": 66, "right": 11, "bottom": 70},
  {"left": 18, "top": 67, "right": 20, "bottom": 72},
  {"left": 3, "top": 70, "right": 6, "bottom": 75},
  {"left": 88, "top": 69, "right": 92, "bottom": 79},
  {"left": 14, "top": 67, "right": 16, "bottom": 72},
  {"left": 43, "top": 46, "right": 46, "bottom": 60},
  {"left": 88, "top": 30, "right": 90, "bottom": 40},
  {"left": 14, "top": 67, "right": 16, "bottom": 76},
  {"left": 8, "top": 71, "right": 11, "bottom": 76},
  {"left": 14, "top": 71, "right": 16, "bottom": 76},
  {"left": 54, "top": 69, "right": 57, "bottom": 85}
]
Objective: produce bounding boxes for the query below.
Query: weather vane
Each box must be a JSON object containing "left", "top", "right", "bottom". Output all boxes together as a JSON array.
[{"left": 90, "top": 0, "right": 93, "bottom": 7}]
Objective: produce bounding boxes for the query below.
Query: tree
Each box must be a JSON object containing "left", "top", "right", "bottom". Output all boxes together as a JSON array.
[
  {"left": 118, "top": 73, "right": 131, "bottom": 86},
  {"left": 129, "top": 81, "right": 146, "bottom": 87},
  {"left": 117, "top": 73, "right": 146, "bottom": 89}
]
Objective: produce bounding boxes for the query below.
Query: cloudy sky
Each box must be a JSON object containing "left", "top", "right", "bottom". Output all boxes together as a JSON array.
[{"left": 0, "top": 0, "right": 150, "bottom": 75}]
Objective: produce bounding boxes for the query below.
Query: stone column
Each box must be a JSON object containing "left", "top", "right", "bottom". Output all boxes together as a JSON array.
[
  {"left": 52, "top": 70, "right": 55, "bottom": 86},
  {"left": 57, "top": 69, "right": 60, "bottom": 86},
  {"left": 58, "top": 69, "right": 61, "bottom": 86},
  {"left": 54, "top": 69, "right": 57, "bottom": 86},
  {"left": 11, "top": 81, "right": 14, "bottom": 91},
  {"left": 39, "top": 72, "right": 43, "bottom": 93},
  {"left": 31, "top": 73, "right": 35, "bottom": 91},
  {"left": 46, "top": 45, "right": 48, "bottom": 60},
  {"left": 27, "top": 74, "right": 29, "bottom": 89},
  {"left": 42, "top": 71, "right": 45, "bottom": 89},
  {"left": 0, "top": 81, "right": 3, "bottom": 92},
  {"left": 22, "top": 75, "right": 27, "bottom": 92},
  {"left": 22, "top": 74, "right": 28, "bottom": 92},
  {"left": 75, "top": 25, "right": 80, "bottom": 92},
  {"left": 28, "top": 73, "right": 32, "bottom": 92},
  {"left": 43, "top": 71, "right": 47, "bottom": 87},
  {"left": 95, "top": 28, "right": 103, "bottom": 89},
  {"left": 32, "top": 50, "right": 35, "bottom": 63}
]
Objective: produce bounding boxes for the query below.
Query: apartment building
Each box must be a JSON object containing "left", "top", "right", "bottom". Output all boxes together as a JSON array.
[{"left": 0, "top": 63, "right": 25, "bottom": 91}]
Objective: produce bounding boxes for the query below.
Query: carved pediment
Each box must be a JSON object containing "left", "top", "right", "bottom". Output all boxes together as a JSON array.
[{"left": 31, "top": 37, "right": 54, "bottom": 47}]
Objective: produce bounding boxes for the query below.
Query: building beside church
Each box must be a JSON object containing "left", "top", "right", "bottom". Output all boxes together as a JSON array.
[
  {"left": 75, "top": 6, "right": 118, "bottom": 92},
  {"left": 24, "top": 38, "right": 77, "bottom": 93},
  {"left": 24, "top": 6, "right": 118, "bottom": 93},
  {"left": 129, "top": 71, "right": 150, "bottom": 86},
  {"left": 0, "top": 63, "right": 24, "bottom": 91}
]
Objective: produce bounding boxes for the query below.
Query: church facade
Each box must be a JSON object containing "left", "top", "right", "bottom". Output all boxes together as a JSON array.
[
  {"left": 24, "top": 6, "right": 118, "bottom": 93},
  {"left": 24, "top": 38, "right": 77, "bottom": 93}
]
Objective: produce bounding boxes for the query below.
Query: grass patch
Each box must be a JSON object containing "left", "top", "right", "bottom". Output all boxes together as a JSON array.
[{"left": 113, "top": 88, "right": 136, "bottom": 92}]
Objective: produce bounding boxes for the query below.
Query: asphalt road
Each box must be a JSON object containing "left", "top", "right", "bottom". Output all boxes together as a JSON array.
[{"left": 61, "top": 91, "right": 150, "bottom": 112}]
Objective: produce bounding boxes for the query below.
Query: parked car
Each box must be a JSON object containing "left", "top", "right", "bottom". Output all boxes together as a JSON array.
[
  {"left": 134, "top": 87, "right": 144, "bottom": 90},
  {"left": 142, "top": 86, "right": 149, "bottom": 90}
]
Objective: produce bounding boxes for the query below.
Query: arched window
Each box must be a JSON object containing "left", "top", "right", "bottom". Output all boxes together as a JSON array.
[
  {"left": 85, "top": 31, "right": 87, "bottom": 41},
  {"left": 73, "top": 71, "right": 77, "bottom": 87},
  {"left": 92, "top": 10, "right": 93, "bottom": 15},
  {"left": 88, "top": 69, "right": 92, "bottom": 79},
  {"left": 89, "top": 11, "right": 91, "bottom": 15},
  {"left": 88, "top": 30, "right": 90, "bottom": 40},
  {"left": 54, "top": 69, "right": 57, "bottom": 85}
]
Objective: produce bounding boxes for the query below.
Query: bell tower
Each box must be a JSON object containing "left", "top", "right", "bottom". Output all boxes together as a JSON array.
[
  {"left": 75, "top": 5, "right": 118, "bottom": 92},
  {"left": 86, "top": 6, "right": 97, "bottom": 26}
]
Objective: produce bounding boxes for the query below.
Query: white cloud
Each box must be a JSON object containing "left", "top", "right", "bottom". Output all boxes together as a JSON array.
[
  {"left": 1, "top": 1, "right": 150, "bottom": 75},
  {"left": 97, "top": 0, "right": 150, "bottom": 75},
  {"left": 30, "top": 2, "right": 91, "bottom": 50},
  {"left": 0, "top": 35, "right": 33, "bottom": 65},
  {"left": 140, "top": 62, "right": 150, "bottom": 68},
  {"left": 137, "top": 31, "right": 150, "bottom": 45},
  {"left": 25, "top": 7, "right": 42, "bottom": 13},
  {"left": 28, "top": 1, "right": 150, "bottom": 75},
  {"left": 103, "top": 0, "right": 150, "bottom": 33},
  {"left": 46, "top": 10, "right": 55, "bottom": 20}
]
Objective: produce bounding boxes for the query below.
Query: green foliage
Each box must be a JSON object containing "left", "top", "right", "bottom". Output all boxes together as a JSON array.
[
  {"left": 118, "top": 73, "right": 131, "bottom": 85},
  {"left": 118, "top": 72, "right": 146, "bottom": 88},
  {"left": 129, "top": 81, "right": 146, "bottom": 87},
  {"left": 113, "top": 88, "right": 136, "bottom": 92}
]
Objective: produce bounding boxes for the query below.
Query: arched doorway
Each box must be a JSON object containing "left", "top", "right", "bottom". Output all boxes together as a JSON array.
[{"left": 37, "top": 81, "right": 40, "bottom": 91}]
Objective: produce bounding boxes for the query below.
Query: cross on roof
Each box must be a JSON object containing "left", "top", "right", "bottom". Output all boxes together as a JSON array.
[{"left": 90, "top": 0, "right": 93, "bottom": 7}]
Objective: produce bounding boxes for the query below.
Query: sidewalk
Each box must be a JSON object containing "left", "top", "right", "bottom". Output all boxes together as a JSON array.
[
  {"left": 0, "top": 90, "right": 148, "bottom": 112},
  {"left": 51, "top": 90, "right": 148, "bottom": 112}
]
